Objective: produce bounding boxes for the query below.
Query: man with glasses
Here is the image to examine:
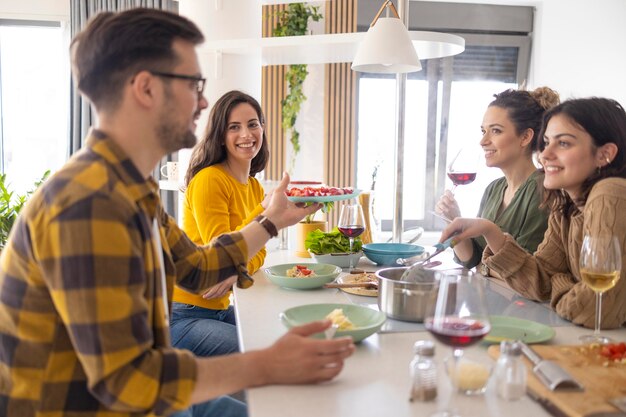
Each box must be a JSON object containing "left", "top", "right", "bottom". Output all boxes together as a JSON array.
[{"left": 0, "top": 8, "right": 354, "bottom": 417}]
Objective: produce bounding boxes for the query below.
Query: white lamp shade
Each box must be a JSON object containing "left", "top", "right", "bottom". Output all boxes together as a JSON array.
[{"left": 351, "top": 17, "right": 422, "bottom": 74}]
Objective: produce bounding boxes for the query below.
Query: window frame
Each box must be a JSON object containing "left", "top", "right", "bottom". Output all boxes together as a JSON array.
[{"left": 358, "top": 32, "right": 531, "bottom": 232}]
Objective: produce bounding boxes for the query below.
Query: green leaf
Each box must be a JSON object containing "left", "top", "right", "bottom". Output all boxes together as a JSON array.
[
  {"left": 304, "top": 227, "right": 362, "bottom": 254},
  {"left": 0, "top": 171, "right": 49, "bottom": 249}
]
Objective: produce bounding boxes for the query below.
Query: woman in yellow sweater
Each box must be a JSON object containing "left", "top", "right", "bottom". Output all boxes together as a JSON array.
[{"left": 171, "top": 90, "right": 270, "bottom": 356}]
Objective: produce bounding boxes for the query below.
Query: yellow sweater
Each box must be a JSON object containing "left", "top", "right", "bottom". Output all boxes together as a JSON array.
[{"left": 173, "top": 165, "right": 266, "bottom": 309}]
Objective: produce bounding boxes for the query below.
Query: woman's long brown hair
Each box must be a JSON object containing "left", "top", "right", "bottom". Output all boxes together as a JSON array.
[{"left": 185, "top": 90, "right": 269, "bottom": 186}]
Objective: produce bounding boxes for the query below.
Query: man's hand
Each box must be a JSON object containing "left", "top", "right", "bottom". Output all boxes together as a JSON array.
[
  {"left": 202, "top": 276, "right": 237, "bottom": 300},
  {"left": 262, "top": 172, "right": 321, "bottom": 230},
  {"left": 260, "top": 188, "right": 274, "bottom": 210},
  {"left": 255, "top": 320, "right": 355, "bottom": 385}
]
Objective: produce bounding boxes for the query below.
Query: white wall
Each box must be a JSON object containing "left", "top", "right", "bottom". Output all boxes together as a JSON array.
[
  {"left": 288, "top": 12, "right": 326, "bottom": 182},
  {"left": 0, "top": 0, "right": 68, "bottom": 21},
  {"left": 529, "top": 0, "right": 626, "bottom": 105}
]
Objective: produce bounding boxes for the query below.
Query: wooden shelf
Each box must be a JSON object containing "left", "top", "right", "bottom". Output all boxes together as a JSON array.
[{"left": 201, "top": 31, "right": 465, "bottom": 66}]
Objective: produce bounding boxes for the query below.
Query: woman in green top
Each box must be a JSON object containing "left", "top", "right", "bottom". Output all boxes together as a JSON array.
[{"left": 436, "top": 87, "right": 560, "bottom": 272}]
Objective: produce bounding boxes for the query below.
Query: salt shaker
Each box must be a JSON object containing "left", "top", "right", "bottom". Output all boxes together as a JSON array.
[
  {"left": 495, "top": 340, "right": 527, "bottom": 401},
  {"left": 409, "top": 340, "right": 438, "bottom": 402}
]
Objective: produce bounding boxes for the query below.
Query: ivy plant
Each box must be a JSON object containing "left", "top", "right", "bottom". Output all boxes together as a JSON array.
[
  {"left": 0, "top": 170, "right": 50, "bottom": 250},
  {"left": 272, "top": 4, "right": 322, "bottom": 172}
]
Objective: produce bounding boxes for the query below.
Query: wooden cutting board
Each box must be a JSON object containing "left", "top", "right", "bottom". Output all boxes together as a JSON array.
[{"left": 488, "top": 344, "right": 626, "bottom": 417}]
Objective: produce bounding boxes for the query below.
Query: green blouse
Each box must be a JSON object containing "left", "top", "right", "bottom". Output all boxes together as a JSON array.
[{"left": 456, "top": 170, "right": 549, "bottom": 269}]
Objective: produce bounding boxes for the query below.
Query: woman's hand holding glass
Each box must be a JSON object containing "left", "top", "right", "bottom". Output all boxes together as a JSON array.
[{"left": 435, "top": 190, "right": 461, "bottom": 222}]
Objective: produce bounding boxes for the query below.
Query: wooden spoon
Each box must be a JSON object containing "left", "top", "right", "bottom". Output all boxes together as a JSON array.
[{"left": 324, "top": 281, "right": 379, "bottom": 290}]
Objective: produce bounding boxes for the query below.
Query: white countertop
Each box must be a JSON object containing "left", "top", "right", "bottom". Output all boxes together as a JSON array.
[{"left": 233, "top": 249, "right": 626, "bottom": 417}]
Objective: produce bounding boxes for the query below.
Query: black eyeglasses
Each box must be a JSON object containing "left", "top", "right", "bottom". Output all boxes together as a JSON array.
[{"left": 149, "top": 71, "right": 206, "bottom": 96}]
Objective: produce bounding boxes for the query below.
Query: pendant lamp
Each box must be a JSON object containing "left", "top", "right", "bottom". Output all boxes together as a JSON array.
[
  {"left": 352, "top": 0, "right": 421, "bottom": 73},
  {"left": 352, "top": 0, "right": 465, "bottom": 74}
]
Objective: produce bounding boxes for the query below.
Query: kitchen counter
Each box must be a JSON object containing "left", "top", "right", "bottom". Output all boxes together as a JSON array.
[{"left": 234, "top": 249, "right": 626, "bottom": 417}]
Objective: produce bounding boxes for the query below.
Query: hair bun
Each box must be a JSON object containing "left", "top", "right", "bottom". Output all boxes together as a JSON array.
[{"left": 530, "top": 86, "right": 560, "bottom": 111}]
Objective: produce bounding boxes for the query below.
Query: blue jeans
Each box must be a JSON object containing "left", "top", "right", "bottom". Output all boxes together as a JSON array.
[
  {"left": 170, "top": 302, "right": 239, "bottom": 356},
  {"left": 170, "top": 396, "right": 247, "bottom": 417}
]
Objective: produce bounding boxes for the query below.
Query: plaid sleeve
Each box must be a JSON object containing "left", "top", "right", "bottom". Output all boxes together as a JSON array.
[
  {"left": 37, "top": 194, "right": 197, "bottom": 414},
  {"left": 162, "top": 210, "right": 254, "bottom": 291}
]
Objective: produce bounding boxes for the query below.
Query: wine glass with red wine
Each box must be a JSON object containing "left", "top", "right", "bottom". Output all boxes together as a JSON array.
[
  {"left": 425, "top": 270, "right": 490, "bottom": 417},
  {"left": 447, "top": 147, "right": 479, "bottom": 193},
  {"left": 337, "top": 203, "right": 366, "bottom": 271}
]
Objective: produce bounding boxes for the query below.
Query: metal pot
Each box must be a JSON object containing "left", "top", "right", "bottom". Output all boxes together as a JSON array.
[{"left": 375, "top": 267, "right": 439, "bottom": 322}]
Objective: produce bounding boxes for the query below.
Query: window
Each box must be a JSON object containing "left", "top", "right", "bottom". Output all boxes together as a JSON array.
[
  {"left": 356, "top": 2, "right": 532, "bottom": 234},
  {"left": 0, "top": 20, "right": 69, "bottom": 194}
]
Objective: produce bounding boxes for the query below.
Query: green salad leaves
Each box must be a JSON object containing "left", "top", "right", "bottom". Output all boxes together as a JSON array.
[{"left": 305, "top": 227, "right": 363, "bottom": 254}]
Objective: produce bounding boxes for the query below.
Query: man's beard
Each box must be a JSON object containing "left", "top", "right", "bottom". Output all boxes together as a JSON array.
[
  {"left": 156, "top": 116, "right": 197, "bottom": 153},
  {"left": 156, "top": 89, "right": 198, "bottom": 153}
]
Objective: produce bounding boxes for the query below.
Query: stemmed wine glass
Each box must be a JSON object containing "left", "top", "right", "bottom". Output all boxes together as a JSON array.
[
  {"left": 447, "top": 147, "right": 480, "bottom": 193},
  {"left": 579, "top": 235, "right": 621, "bottom": 344},
  {"left": 337, "top": 203, "right": 366, "bottom": 272},
  {"left": 425, "top": 270, "right": 490, "bottom": 417}
]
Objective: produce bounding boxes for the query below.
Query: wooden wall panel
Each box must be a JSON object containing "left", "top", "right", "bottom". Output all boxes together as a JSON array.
[
  {"left": 325, "top": 0, "right": 358, "bottom": 228},
  {"left": 262, "top": 1, "right": 359, "bottom": 230},
  {"left": 262, "top": 5, "right": 286, "bottom": 181}
]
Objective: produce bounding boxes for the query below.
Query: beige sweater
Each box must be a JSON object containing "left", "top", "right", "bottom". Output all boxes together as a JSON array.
[{"left": 482, "top": 178, "right": 626, "bottom": 329}]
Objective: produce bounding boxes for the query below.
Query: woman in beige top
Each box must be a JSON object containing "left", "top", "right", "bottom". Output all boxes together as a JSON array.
[{"left": 440, "top": 97, "right": 626, "bottom": 329}]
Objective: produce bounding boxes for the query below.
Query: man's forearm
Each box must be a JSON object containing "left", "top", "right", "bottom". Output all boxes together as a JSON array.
[{"left": 189, "top": 351, "right": 265, "bottom": 405}]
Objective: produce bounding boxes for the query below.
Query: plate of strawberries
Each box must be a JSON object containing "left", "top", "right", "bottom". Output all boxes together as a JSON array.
[{"left": 286, "top": 185, "right": 360, "bottom": 203}]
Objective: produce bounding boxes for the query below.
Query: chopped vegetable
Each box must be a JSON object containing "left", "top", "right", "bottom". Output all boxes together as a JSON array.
[
  {"left": 305, "top": 227, "right": 362, "bottom": 255},
  {"left": 600, "top": 342, "right": 626, "bottom": 362}
]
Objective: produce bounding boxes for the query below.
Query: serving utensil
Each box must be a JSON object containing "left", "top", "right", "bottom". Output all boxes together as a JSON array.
[
  {"left": 610, "top": 397, "right": 626, "bottom": 413},
  {"left": 324, "top": 324, "right": 339, "bottom": 340},
  {"left": 398, "top": 237, "right": 455, "bottom": 281},
  {"left": 519, "top": 341, "right": 584, "bottom": 391}
]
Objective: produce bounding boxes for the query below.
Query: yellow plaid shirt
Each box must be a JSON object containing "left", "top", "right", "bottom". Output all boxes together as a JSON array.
[{"left": 0, "top": 130, "right": 253, "bottom": 416}]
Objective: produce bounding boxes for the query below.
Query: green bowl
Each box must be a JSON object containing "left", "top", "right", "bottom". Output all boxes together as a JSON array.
[
  {"left": 280, "top": 303, "right": 386, "bottom": 342},
  {"left": 264, "top": 263, "right": 341, "bottom": 290}
]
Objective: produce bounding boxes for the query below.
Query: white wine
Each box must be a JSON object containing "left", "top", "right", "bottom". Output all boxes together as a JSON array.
[{"left": 580, "top": 269, "right": 620, "bottom": 292}]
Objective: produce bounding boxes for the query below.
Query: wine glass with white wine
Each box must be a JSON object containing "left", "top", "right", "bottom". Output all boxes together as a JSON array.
[{"left": 578, "top": 235, "right": 621, "bottom": 344}]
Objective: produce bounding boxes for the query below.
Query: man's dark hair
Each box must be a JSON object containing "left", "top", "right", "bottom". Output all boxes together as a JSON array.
[{"left": 71, "top": 8, "right": 204, "bottom": 110}]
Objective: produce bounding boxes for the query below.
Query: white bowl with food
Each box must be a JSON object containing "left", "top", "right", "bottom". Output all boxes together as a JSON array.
[{"left": 309, "top": 250, "right": 363, "bottom": 268}]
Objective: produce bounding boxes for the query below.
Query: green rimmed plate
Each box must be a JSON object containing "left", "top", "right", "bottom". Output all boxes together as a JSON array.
[
  {"left": 280, "top": 303, "right": 386, "bottom": 343},
  {"left": 264, "top": 263, "right": 341, "bottom": 290},
  {"left": 484, "top": 315, "right": 556, "bottom": 344}
]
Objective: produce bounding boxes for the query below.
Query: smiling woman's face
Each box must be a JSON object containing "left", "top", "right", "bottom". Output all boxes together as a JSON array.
[
  {"left": 224, "top": 102, "right": 264, "bottom": 164},
  {"left": 480, "top": 106, "right": 531, "bottom": 169},
  {"left": 539, "top": 114, "right": 602, "bottom": 200}
]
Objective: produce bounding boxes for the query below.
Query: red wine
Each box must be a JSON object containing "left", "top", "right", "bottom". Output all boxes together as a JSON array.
[
  {"left": 448, "top": 172, "right": 476, "bottom": 186},
  {"left": 338, "top": 225, "right": 365, "bottom": 238},
  {"left": 425, "top": 317, "right": 489, "bottom": 348}
]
